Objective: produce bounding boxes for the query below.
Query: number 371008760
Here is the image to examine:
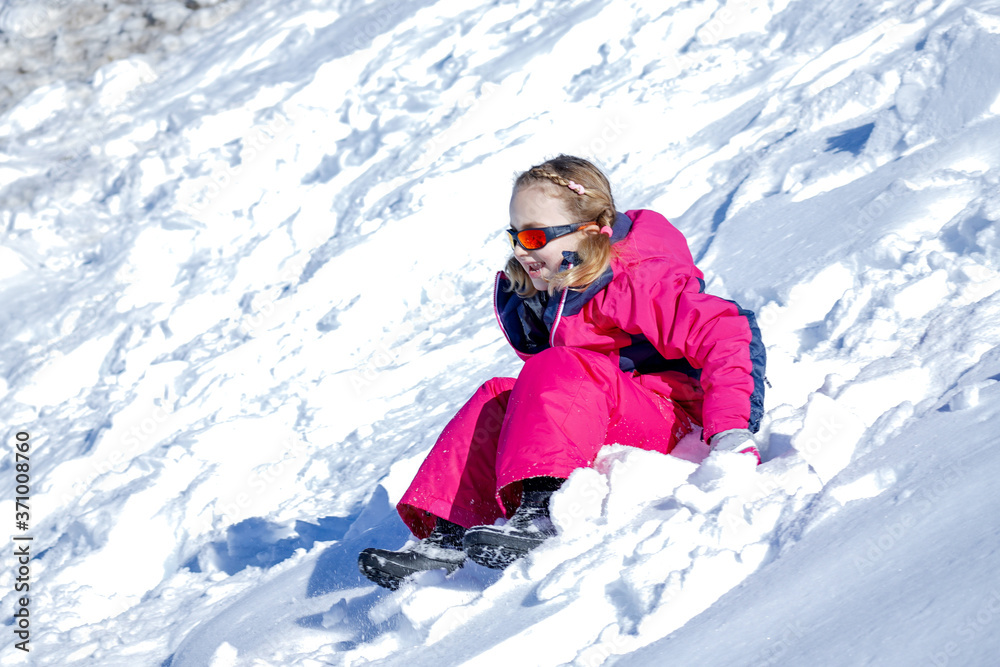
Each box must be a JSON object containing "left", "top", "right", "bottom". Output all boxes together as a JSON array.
[{"left": 14, "top": 432, "right": 30, "bottom": 529}]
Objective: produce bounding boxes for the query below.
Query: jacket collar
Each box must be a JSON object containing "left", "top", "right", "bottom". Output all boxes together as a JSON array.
[{"left": 495, "top": 211, "right": 634, "bottom": 353}]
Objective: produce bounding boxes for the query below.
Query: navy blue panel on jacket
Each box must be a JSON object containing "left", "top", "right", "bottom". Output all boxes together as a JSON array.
[{"left": 494, "top": 209, "right": 764, "bottom": 434}]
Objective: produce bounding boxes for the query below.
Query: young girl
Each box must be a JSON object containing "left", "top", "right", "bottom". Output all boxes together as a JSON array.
[{"left": 359, "top": 155, "right": 765, "bottom": 590}]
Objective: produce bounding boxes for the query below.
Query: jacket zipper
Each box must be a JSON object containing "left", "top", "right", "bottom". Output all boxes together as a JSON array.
[{"left": 548, "top": 264, "right": 572, "bottom": 346}]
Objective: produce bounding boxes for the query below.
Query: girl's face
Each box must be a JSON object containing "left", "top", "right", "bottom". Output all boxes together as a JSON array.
[{"left": 509, "top": 184, "right": 587, "bottom": 292}]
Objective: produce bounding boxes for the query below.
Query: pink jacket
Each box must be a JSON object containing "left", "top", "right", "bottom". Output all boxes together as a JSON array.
[{"left": 494, "top": 209, "right": 765, "bottom": 440}]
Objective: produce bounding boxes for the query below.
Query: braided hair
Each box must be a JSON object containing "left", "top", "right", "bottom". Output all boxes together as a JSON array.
[{"left": 506, "top": 155, "right": 617, "bottom": 296}]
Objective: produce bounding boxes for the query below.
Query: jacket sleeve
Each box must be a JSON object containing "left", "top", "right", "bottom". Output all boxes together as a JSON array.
[{"left": 607, "top": 260, "right": 765, "bottom": 440}]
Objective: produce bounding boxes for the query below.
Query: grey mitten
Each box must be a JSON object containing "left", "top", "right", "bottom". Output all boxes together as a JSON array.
[{"left": 709, "top": 428, "right": 761, "bottom": 464}]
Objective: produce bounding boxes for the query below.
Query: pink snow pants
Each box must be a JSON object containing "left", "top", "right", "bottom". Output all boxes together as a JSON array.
[{"left": 397, "top": 347, "right": 696, "bottom": 538}]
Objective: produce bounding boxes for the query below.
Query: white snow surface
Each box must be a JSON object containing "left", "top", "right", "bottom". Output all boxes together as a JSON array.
[
  {"left": 2, "top": 0, "right": 1000, "bottom": 665},
  {"left": 0, "top": 0, "right": 249, "bottom": 115}
]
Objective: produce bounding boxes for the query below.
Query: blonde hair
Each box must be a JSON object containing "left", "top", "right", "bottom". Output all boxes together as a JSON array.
[{"left": 505, "top": 155, "right": 617, "bottom": 297}]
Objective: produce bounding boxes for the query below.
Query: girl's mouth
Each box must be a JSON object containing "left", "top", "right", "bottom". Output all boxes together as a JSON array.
[{"left": 526, "top": 261, "right": 545, "bottom": 278}]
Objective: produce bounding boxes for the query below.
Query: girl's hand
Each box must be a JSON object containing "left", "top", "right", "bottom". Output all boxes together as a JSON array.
[{"left": 709, "top": 429, "right": 761, "bottom": 464}]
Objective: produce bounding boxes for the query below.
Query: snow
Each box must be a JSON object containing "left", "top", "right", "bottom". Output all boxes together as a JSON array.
[{"left": 1, "top": 0, "right": 999, "bottom": 665}]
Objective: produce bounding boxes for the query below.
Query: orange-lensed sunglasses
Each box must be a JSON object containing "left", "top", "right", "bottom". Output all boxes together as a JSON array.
[{"left": 506, "top": 222, "right": 591, "bottom": 251}]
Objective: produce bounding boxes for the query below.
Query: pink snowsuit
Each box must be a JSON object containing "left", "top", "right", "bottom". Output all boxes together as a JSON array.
[{"left": 398, "top": 209, "right": 765, "bottom": 538}]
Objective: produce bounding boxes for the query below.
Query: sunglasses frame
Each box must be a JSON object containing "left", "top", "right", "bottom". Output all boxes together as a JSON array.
[{"left": 506, "top": 221, "right": 592, "bottom": 251}]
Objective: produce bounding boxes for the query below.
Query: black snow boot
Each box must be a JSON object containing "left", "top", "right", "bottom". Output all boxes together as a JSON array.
[
  {"left": 462, "top": 476, "right": 564, "bottom": 570},
  {"left": 358, "top": 517, "right": 467, "bottom": 590}
]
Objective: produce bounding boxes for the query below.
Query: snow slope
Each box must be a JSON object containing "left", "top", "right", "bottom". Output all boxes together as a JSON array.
[
  {"left": 0, "top": 0, "right": 248, "bottom": 114},
  {"left": 1, "top": 0, "right": 999, "bottom": 665}
]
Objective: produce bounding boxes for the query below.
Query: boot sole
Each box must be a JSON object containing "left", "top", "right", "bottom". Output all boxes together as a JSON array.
[
  {"left": 462, "top": 528, "right": 550, "bottom": 570},
  {"left": 358, "top": 548, "right": 464, "bottom": 590}
]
